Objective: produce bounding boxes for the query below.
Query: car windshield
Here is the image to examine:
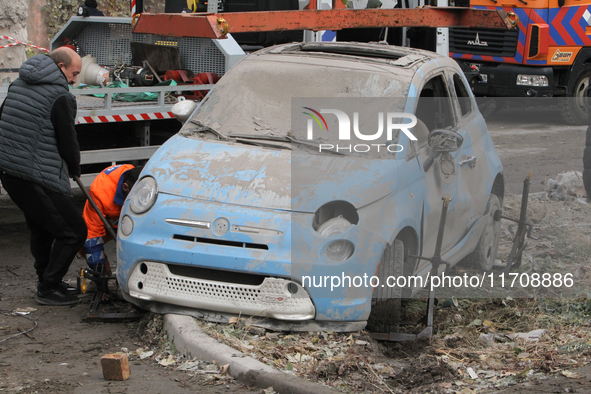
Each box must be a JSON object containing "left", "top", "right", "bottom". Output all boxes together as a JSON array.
[{"left": 187, "top": 54, "right": 410, "bottom": 144}]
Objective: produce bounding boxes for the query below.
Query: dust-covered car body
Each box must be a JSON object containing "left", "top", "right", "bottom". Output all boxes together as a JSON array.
[{"left": 117, "top": 42, "right": 504, "bottom": 330}]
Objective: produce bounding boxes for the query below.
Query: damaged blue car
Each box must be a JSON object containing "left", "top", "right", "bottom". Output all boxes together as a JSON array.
[{"left": 116, "top": 42, "right": 504, "bottom": 332}]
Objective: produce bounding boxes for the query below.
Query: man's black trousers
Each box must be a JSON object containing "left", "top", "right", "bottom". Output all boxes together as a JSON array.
[{"left": 1, "top": 172, "right": 87, "bottom": 288}]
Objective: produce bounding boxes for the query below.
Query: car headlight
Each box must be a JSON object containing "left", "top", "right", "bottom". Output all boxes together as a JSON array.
[
  {"left": 326, "top": 240, "right": 355, "bottom": 261},
  {"left": 129, "top": 176, "right": 158, "bottom": 214},
  {"left": 317, "top": 217, "right": 354, "bottom": 261},
  {"left": 317, "top": 216, "right": 351, "bottom": 236},
  {"left": 120, "top": 215, "right": 134, "bottom": 236}
]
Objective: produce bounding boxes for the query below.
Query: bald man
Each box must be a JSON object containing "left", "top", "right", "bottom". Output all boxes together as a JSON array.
[{"left": 0, "top": 47, "right": 87, "bottom": 306}]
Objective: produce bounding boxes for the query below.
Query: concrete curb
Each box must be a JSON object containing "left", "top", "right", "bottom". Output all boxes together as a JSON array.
[{"left": 164, "top": 314, "right": 339, "bottom": 394}]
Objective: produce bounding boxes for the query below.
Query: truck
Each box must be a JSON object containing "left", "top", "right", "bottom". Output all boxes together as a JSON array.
[
  {"left": 449, "top": 0, "right": 591, "bottom": 124},
  {"left": 0, "top": 3, "right": 512, "bottom": 193}
]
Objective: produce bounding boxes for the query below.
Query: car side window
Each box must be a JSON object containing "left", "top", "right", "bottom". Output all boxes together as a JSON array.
[
  {"left": 414, "top": 74, "right": 455, "bottom": 146},
  {"left": 453, "top": 74, "right": 472, "bottom": 117}
]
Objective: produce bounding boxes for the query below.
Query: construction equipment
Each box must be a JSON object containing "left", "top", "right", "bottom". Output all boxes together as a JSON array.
[{"left": 132, "top": 3, "right": 517, "bottom": 39}]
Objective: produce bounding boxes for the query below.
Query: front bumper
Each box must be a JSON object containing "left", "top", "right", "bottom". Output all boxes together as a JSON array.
[
  {"left": 456, "top": 61, "right": 557, "bottom": 97},
  {"left": 127, "top": 261, "right": 316, "bottom": 320}
]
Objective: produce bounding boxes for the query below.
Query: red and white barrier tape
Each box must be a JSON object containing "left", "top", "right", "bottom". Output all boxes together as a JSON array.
[
  {"left": 77, "top": 112, "right": 174, "bottom": 124},
  {"left": 0, "top": 36, "right": 49, "bottom": 52}
]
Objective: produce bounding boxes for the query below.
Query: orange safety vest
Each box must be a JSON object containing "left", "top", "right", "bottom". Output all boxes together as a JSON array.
[{"left": 82, "top": 164, "right": 134, "bottom": 238}]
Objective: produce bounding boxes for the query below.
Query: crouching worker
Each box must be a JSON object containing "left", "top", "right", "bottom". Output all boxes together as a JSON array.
[{"left": 82, "top": 164, "right": 142, "bottom": 274}]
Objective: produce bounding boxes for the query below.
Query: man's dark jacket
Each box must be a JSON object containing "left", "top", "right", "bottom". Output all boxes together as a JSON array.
[{"left": 0, "top": 55, "right": 80, "bottom": 196}]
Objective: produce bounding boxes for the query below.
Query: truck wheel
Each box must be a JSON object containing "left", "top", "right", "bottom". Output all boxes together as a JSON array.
[
  {"left": 561, "top": 63, "right": 591, "bottom": 125},
  {"left": 463, "top": 194, "right": 502, "bottom": 271},
  {"left": 366, "top": 239, "right": 404, "bottom": 333}
]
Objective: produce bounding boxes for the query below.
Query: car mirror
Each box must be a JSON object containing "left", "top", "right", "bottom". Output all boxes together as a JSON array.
[{"left": 428, "top": 129, "right": 464, "bottom": 153}]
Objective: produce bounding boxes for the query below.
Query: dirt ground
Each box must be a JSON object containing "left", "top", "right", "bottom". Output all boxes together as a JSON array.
[
  {"left": 485, "top": 100, "right": 587, "bottom": 195},
  {"left": 0, "top": 101, "right": 590, "bottom": 393}
]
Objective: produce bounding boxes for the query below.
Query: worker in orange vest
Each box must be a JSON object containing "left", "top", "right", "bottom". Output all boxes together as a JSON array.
[{"left": 82, "top": 164, "right": 142, "bottom": 274}]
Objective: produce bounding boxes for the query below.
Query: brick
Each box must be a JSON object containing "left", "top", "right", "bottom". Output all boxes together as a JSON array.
[{"left": 101, "top": 353, "right": 131, "bottom": 381}]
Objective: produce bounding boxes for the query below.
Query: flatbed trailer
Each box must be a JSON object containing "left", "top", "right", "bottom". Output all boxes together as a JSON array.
[{"left": 0, "top": 16, "right": 245, "bottom": 192}]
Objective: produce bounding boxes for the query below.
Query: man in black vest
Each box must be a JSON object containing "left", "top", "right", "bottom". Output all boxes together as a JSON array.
[{"left": 0, "top": 47, "right": 87, "bottom": 306}]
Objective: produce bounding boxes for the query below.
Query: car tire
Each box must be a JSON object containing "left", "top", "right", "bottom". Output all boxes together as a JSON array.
[
  {"left": 560, "top": 64, "right": 591, "bottom": 125},
  {"left": 366, "top": 239, "right": 404, "bottom": 333},
  {"left": 463, "top": 194, "right": 502, "bottom": 271}
]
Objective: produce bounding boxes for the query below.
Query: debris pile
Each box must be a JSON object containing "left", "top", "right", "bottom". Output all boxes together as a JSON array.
[
  {"left": 546, "top": 171, "right": 586, "bottom": 201},
  {"left": 134, "top": 314, "right": 237, "bottom": 387}
]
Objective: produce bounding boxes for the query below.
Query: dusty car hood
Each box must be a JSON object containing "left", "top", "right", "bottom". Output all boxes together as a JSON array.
[{"left": 146, "top": 134, "right": 398, "bottom": 212}]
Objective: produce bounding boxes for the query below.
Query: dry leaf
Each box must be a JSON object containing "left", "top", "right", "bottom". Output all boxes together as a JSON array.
[
  {"left": 220, "top": 363, "right": 229, "bottom": 375},
  {"left": 561, "top": 370, "right": 583, "bottom": 379},
  {"left": 158, "top": 355, "right": 176, "bottom": 366},
  {"left": 228, "top": 317, "right": 239, "bottom": 324}
]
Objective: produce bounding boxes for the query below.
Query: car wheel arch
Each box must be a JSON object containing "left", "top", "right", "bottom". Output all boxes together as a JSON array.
[
  {"left": 491, "top": 173, "right": 504, "bottom": 202},
  {"left": 394, "top": 227, "right": 419, "bottom": 277}
]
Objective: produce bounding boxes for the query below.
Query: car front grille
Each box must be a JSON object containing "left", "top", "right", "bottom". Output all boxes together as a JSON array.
[
  {"left": 449, "top": 28, "right": 518, "bottom": 58},
  {"left": 173, "top": 234, "right": 269, "bottom": 250},
  {"left": 127, "top": 261, "right": 316, "bottom": 320}
]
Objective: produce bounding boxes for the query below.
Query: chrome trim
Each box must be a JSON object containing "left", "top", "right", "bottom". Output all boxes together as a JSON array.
[
  {"left": 231, "top": 225, "right": 283, "bottom": 236},
  {"left": 164, "top": 219, "right": 211, "bottom": 229}
]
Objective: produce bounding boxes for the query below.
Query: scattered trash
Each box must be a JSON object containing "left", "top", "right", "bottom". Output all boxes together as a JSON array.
[
  {"left": 14, "top": 307, "right": 36, "bottom": 315},
  {"left": 507, "top": 329, "right": 546, "bottom": 342},
  {"left": 158, "top": 355, "right": 176, "bottom": 366},
  {"left": 467, "top": 367, "right": 478, "bottom": 380},
  {"left": 138, "top": 350, "right": 153, "bottom": 360},
  {"left": 562, "top": 370, "right": 584, "bottom": 379},
  {"left": 176, "top": 360, "right": 202, "bottom": 371},
  {"left": 547, "top": 171, "right": 585, "bottom": 201}
]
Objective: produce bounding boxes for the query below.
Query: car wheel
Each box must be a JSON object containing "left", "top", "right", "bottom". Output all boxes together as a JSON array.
[
  {"left": 560, "top": 64, "right": 591, "bottom": 125},
  {"left": 463, "top": 194, "right": 502, "bottom": 271},
  {"left": 366, "top": 239, "right": 404, "bottom": 333}
]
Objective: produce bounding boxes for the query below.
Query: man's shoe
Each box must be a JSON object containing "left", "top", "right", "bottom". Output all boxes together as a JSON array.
[
  {"left": 37, "top": 281, "right": 78, "bottom": 294},
  {"left": 34, "top": 287, "right": 79, "bottom": 306}
]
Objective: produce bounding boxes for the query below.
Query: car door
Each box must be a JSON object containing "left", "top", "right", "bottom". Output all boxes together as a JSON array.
[
  {"left": 413, "top": 71, "right": 472, "bottom": 273},
  {"left": 447, "top": 71, "right": 490, "bottom": 240}
]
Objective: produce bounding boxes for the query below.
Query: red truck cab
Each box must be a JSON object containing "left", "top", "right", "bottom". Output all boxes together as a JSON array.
[{"left": 450, "top": 0, "right": 591, "bottom": 123}]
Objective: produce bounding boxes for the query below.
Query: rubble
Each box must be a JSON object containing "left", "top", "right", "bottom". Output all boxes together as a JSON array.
[
  {"left": 101, "top": 353, "right": 131, "bottom": 381},
  {"left": 546, "top": 171, "right": 586, "bottom": 200}
]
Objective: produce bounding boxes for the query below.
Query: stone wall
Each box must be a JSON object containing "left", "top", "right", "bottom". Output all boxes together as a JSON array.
[
  {"left": 0, "top": 0, "right": 28, "bottom": 83},
  {"left": 0, "top": 0, "right": 166, "bottom": 83}
]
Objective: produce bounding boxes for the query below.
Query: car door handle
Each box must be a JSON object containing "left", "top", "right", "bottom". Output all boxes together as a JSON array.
[{"left": 459, "top": 156, "right": 477, "bottom": 168}]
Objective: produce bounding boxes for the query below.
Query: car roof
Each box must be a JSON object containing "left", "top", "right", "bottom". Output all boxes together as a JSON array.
[{"left": 254, "top": 41, "right": 450, "bottom": 73}]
